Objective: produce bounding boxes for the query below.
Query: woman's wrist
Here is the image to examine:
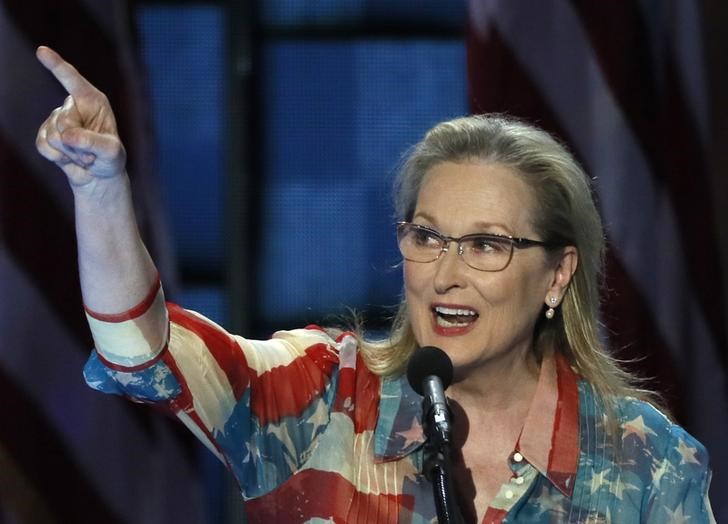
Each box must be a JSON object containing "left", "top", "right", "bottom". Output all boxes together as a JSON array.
[{"left": 71, "top": 171, "right": 134, "bottom": 219}]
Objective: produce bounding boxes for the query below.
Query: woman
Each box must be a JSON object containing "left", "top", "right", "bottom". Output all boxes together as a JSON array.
[{"left": 36, "top": 46, "right": 714, "bottom": 523}]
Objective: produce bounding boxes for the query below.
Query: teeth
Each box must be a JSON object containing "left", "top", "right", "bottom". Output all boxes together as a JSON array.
[
  {"left": 434, "top": 306, "right": 477, "bottom": 316},
  {"left": 433, "top": 306, "right": 478, "bottom": 328},
  {"left": 436, "top": 315, "right": 470, "bottom": 328}
]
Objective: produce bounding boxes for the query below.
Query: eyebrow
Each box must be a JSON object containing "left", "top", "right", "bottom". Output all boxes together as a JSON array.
[{"left": 412, "top": 211, "right": 514, "bottom": 236}]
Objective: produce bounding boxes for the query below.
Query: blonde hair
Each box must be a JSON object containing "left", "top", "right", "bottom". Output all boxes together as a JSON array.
[{"left": 358, "top": 114, "right": 660, "bottom": 413}]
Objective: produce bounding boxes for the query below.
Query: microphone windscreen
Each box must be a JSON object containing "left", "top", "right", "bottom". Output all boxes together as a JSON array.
[{"left": 406, "top": 346, "right": 454, "bottom": 395}]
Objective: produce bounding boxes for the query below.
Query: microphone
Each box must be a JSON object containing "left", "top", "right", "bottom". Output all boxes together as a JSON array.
[
  {"left": 407, "top": 346, "right": 454, "bottom": 447},
  {"left": 407, "top": 347, "right": 464, "bottom": 523}
]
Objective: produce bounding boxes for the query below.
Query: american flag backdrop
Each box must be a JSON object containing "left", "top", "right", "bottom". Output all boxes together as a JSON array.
[
  {"left": 467, "top": 0, "right": 727, "bottom": 520},
  {"left": 0, "top": 0, "right": 206, "bottom": 522}
]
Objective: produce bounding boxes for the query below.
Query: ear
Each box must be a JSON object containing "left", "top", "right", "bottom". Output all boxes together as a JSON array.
[{"left": 544, "top": 246, "right": 578, "bottom": 308}]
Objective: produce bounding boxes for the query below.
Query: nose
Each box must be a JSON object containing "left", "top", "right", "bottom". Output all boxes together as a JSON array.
[{"left": 433, "top": 242, "right": 467, "bottom": 293}]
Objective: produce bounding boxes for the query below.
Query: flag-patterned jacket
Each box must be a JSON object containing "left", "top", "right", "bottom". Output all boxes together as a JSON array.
[{"left": 83, "top": 280, "right": 715, "bottom": 523}]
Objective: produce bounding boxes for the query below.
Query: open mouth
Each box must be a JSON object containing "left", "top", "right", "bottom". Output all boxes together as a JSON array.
[{"left": 433, "top": 305, "right": 479, "bottom": 328}]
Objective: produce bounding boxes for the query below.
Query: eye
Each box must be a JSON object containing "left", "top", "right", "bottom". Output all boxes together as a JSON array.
[
  {"left": 465, "top": 236, "right": 511, "bottom": 255},
  {"left": 411, "top": 226, "right": 443, "bottom": 248}
]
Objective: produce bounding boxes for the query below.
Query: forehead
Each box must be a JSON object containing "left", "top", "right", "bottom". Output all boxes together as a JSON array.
[{"left": 414, "top": 161, "right": 537, "bottom": 235}]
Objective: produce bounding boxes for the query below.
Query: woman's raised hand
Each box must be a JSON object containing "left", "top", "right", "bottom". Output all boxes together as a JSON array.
[
  {"left": 34, "top": 47, "right": 158, "bottom": 315},
  {"left": 35, "top": 46, "right": 126, "bottom": 188}
]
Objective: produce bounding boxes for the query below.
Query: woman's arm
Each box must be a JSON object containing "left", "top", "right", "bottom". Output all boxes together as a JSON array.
[{"left": 35, "top": 46, "right": 157, "bottom": 314}]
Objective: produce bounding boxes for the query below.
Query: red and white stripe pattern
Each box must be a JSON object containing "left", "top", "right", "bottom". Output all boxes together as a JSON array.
[
  {"left": 85, "top": 277, "right": 170, "bottom": 369},
  {"left": 467, "top": 0, "right": 727, "bottom": 516},
  {"left": 89, "top": 292, "right": 416, "bottom": 521},
  {"left": 0, "top": 0, "right": 204, "bottom": 522}
]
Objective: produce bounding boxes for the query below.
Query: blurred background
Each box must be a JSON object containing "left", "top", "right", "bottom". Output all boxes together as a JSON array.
[{"left": 1, "top": 0, "right": 726, "bottom": 522}]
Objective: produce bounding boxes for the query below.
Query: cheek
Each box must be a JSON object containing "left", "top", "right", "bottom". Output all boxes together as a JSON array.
[
  {"left": 475, "top": 270, "right": 543, "bottom": 317},
  {"left": 470, "top": 270, "right": 515, "bottom": 305},
  {"left": 498, "top": 270, "right": 550, "bottom": 319},
  {"left": 402, "top": 263, "right": 433, "bottom": 327},
  {"left": 403, "top": 261, "right": 430, "bottom": 295}
]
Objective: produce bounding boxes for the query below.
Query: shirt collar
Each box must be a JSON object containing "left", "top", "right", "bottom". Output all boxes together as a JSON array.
[
  {"left": 373, "top": 352, "right": 580, "bottom": 497},
  {"left": 515, "top": 352, "right": 580, "bottom": 496}
]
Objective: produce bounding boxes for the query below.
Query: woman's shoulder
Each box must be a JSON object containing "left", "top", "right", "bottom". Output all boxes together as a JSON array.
[
  {"left": 611, "top": 395, "right": 710, "bottom": 470},
  {"left": 577, "top": 382, "right": 710, "bottom": 472},
  {"left": 599, "top": 396, "right": 715, "bottom": 522}
]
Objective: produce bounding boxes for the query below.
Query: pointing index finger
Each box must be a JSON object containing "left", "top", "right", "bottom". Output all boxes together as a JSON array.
[{"left": 36, "top": 46, "right": 96, "bottom": 98}]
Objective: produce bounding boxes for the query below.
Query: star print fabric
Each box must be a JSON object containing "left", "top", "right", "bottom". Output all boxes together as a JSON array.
[{"left": 81, "top": 287, "right": 715, "bottom": 523}]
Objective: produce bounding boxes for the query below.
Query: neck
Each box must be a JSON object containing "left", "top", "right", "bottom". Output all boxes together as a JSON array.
[{"left": 448, "top": 343, "right": 540, "bottom": 412}]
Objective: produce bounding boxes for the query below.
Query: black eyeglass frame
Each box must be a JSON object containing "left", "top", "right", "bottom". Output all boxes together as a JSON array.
[{"left": 396, "top": 221, "right": 560, "bottom": 272}]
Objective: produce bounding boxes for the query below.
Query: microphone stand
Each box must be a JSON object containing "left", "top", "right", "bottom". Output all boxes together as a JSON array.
[{"left": 422, "top": 394, "right": 464, "bottom": 524}]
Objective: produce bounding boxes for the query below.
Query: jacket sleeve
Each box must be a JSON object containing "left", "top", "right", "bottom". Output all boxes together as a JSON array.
[{"left": 82, "top": 278, "right": 344, "bottom": 499}]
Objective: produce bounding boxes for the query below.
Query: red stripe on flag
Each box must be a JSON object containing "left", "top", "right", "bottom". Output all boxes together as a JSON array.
[
  {"left": 353, "top": 353, "right": 381, "bottom": 433},
  {"left": 244, "top": 469, "right": 414, "bottom": 523},
  {"left": 602, "top": 251, "right": 685, "bottom": 418},
  {"left": 249, "top": 342, "right": 339, "bottom": 427},
  {"left": 169, "top": 303, "right": 251, "bottom": 399},
  {"left": 570, "top": 2, "right": 727, "bottom": 368},
  {"left": 466, "top": 21, "right": 562, "bottom": 133}
]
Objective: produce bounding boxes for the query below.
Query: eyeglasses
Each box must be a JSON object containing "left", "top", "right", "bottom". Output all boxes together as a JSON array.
[{"left": 396, "top": 222, "right": 557, "bottom": 272}]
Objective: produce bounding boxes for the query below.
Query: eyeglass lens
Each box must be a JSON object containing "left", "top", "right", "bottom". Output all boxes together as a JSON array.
[{"left": 397, "top": 224, "right": 514, "bottom": 272}]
